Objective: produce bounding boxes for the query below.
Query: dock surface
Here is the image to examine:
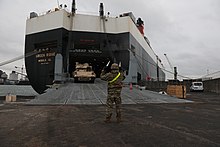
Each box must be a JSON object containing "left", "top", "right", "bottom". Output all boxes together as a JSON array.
[{"left": 0, "top": 92, "right": 219, "bottom": 147}]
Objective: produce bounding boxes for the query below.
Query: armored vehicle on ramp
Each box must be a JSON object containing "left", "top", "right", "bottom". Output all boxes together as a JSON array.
[{"left": 73, "top": 63, "right": 96, "bottom": 83}]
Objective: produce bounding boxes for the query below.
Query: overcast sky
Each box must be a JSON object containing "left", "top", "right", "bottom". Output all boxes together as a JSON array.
[{"left": 0, "top": 0, "right": 219, "bottom": 80}]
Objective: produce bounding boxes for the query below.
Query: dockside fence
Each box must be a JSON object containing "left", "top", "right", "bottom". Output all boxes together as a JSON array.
[
  {"left": 203, "top": 78, "right": 220, "bottom": 94},
  {"left": 139, "top": 78, "right": 220, "bottom": 94}
]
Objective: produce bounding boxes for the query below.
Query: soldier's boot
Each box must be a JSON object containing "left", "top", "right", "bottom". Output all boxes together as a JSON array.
[
  {"left": 116, "top": 117, "right": 121, "bottom": 123},
  {"left": 104, "top": 114, "right": 112, "bottom": 123},
  {"left": 116, "top": 113, "right": 121, "bottom": 123}
]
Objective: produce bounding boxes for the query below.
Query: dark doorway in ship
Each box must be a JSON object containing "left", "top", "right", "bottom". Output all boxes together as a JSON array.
[
  {"left": 69, "top": 55, "right": 111, "bottom": 78},
  {"left": 137, "top": 72, "right": 141, "bottom": 83}
]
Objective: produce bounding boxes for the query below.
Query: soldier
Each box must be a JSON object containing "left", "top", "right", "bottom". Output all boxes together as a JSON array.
[{"left": 100, "top": 63, "right": 125, "bottom": 123}]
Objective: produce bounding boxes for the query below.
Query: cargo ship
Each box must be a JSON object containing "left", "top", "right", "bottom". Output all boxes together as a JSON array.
[{"left": 25, "top": 1, "right": 165, "bottom": 93}]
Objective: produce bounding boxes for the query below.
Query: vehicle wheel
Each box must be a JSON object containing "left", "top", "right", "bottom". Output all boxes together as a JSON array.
[
  {"left": 90, "top": 78, "right": 95, "bottom": 83},
  {"left": 74, "top": 78, "right": 78, "bottom": 83}
]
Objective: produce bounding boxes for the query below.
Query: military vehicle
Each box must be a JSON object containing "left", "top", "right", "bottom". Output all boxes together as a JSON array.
[{"left": 73, "top": 63, "right": 96, "bottom": 83}]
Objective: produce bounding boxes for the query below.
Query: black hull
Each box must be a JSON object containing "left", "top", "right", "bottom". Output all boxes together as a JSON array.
[{"left": 25, "top": 28, "right": 130, "bottom": 93}]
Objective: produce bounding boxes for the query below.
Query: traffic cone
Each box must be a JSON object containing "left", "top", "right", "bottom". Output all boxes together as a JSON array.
[{"left": 130, "top": 83, "right": 133, "bottom": 90}]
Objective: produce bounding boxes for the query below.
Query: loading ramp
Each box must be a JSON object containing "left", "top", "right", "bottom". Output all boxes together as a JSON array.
[{"left": 27, "top": 79, "right": 192, "bottom": 105}]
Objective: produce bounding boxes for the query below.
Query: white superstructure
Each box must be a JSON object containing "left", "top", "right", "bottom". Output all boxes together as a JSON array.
[{"left": 26, "top": 9, "right": 162, "bottom": 69}]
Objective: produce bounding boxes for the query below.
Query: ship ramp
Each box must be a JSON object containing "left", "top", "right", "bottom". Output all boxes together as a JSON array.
[{"left": 27, "top": 79, "right": 192, "bottom": 105}]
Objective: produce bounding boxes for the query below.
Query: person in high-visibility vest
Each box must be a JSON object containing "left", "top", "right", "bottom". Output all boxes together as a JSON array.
[{"left": 101, "top": 63, "right": 125, "bottom": 123}]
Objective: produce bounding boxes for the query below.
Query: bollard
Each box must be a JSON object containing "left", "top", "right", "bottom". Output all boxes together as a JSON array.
[
  {"left": 11, "top": 95, "right": 17, "bottom": 102},
  {"left": 5, "top": 93, "right": 12, "bottom": 102},
  {"left": 5, "top": 93, "right": 17, "bottom": 102}
]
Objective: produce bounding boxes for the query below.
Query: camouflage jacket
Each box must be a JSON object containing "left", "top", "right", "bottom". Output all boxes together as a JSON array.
[{"left": 100, "top": 70, "right": 125, "bottom": 89}]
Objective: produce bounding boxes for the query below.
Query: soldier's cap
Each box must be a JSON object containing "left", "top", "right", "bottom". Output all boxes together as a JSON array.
[{"left": 111, "top": 63, "right": 119, "bottom": 70}]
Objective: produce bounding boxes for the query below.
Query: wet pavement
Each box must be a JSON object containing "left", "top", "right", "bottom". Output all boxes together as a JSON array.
[
  {"left": 0, "top": 92, "right": 219, "bottom": 147},
  {"left": 0, "top": 81, "right": 219, "bottom": 146}
]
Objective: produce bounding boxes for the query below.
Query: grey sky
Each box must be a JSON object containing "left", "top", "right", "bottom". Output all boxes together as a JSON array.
[{"left": 0, "top": 0, "right": 219, "bottom": 80}]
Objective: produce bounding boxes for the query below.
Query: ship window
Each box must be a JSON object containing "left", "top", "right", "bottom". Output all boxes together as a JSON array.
[
  {"left": 35, "top": 40, "right": 57, "bottom": 51},
  {"left": 74, "top": 42, "right": 101, "bottom": 54}
]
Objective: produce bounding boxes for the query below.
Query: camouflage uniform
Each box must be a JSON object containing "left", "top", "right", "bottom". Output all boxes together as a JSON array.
[{"left": 100, "top": 63, "right": 125, "bottom": 122}]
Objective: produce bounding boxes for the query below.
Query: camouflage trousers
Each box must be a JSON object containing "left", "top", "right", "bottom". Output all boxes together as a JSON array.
[{"left": 106, "top": 94, "right": 122, "bottom": 119}]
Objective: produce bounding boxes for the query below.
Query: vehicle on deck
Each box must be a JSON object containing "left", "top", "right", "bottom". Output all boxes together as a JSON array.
[
  {"left": 73, "top": 63, "right": 96, "bottom": 83},
  {"left": 190, "top": 82, "right": 204, "bottom": 92}
]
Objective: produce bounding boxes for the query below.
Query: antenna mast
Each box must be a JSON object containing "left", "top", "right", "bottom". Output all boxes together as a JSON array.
[
  {"left": 72, "top": 0, "right": 76, "bottom": 14},
  {"left": 57, "top": 0, "right": 60, "bottom": 8}
]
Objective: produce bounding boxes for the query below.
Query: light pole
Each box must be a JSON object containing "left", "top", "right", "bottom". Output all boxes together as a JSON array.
[{"left": 156, "top": 55, "right": 159, "bottom": 81}]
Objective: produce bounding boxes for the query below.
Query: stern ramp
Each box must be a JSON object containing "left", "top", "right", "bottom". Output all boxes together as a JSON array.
[{"left": 27, "top": 79, "right": 192, "bottom": 105}]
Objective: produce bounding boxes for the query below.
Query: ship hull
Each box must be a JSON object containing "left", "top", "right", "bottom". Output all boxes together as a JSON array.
[{"left": 25, "top": 10, "right": 165, "bottom": 94}]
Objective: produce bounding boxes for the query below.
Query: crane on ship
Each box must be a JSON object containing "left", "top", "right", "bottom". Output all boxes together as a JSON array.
[
  {"left": 0, "top": 51, "right": 39, "bottom": 67},
  {"left": 164, "top": 54, "right": 173, "bottom": 72},
  {"left": 164, "top": 53, "right": 177, "bottom": 80}
]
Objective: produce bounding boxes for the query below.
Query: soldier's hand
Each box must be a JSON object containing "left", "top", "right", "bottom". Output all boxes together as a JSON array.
[
  {"left": 103, "top": 66, "right": 110, "bottom": 73},
  {"left": 103, "top": 66, "right": 107, "bottom": 71},
  {"left": 119, "top": 62, "right": 122, "bottom": 72}
]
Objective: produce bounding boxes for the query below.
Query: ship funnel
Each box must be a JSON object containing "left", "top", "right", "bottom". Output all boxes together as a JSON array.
[
  {"left": 72, "top": 0, "right": 76, "bottom": 14},
  {"left": 99, "top": 3, "right": 104, "bottom": 17},
  {"left": 137, "top": 18, "right": 144, "bottom": 36}
]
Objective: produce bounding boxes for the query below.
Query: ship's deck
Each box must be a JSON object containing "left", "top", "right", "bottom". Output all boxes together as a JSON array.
[{"left": 27, "top": 79, "right": 192, "bottom": 105}]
